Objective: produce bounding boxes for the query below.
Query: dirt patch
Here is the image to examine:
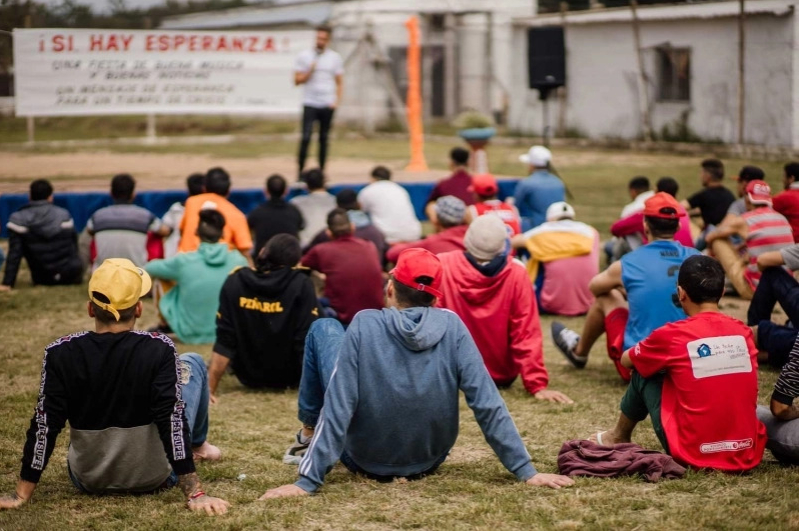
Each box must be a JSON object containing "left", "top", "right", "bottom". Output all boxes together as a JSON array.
[{"left": 0, "top": 151, "right": 452, "bottom": 194}]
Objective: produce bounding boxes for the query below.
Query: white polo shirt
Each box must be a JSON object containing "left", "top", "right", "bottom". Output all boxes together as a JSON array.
[{"left": 294, "top": 48, "right": 343, "bottom": 108}]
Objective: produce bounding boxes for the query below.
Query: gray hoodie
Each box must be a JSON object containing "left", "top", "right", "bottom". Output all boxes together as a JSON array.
[{"left": 296, "top": 307, "right": 537, "bottom": 492}]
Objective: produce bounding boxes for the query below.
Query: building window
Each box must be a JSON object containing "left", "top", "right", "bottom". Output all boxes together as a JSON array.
[{"left": 656, "top": 47, "right": 690, "bottom": 102}]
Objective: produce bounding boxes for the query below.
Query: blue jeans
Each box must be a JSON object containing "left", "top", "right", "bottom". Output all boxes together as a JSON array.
[
  {"left": 748, "top": 267, "right": 799, "bottom": 326},
  {"left": 297, "top": 319, "right": 346, "bottom": 427},
  {"left": 755, "top": 321, "right": 797, "bottom": 369},
  {"left": 68, "top": 353, "right": 209, "bottom": 493}
]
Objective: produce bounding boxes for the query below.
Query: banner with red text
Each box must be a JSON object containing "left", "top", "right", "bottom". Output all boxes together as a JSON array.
[{"left": 13, "top": 28, "right": 314, "bottom": 117}]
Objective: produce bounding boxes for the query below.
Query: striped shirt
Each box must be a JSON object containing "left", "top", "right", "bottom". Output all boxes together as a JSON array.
[
  {"left": 743, "top": 207, "right": 794, "bottom": 288},
  {"left": 773, "top": 337, "right": 799, "bottom": 406},
  {"left": 88, "top": 204, "right": 162, "bottom": 269}
]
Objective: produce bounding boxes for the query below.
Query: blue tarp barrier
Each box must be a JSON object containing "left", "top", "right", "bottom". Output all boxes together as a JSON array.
[{"left": 0, "top": 180, "right": 518, "bottom": 238}]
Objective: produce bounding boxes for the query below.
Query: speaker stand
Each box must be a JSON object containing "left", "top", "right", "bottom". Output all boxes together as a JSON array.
[{"left": 538, "top": 87, "right": 552, "bottom": 147}]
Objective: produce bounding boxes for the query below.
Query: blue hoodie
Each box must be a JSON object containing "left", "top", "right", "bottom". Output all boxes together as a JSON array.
[{"left": 296, "top": 306, "right": 537, "bottom": 492}]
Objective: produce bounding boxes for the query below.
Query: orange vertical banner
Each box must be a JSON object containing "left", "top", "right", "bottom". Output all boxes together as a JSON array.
[{"left": 404, "top": 16, "right": 429, "bottom": 172}]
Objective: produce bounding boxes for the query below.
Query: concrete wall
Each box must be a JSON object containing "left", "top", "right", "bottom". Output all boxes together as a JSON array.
[{"left": 509, "top": 12, "right": 796, "bottom": 147}]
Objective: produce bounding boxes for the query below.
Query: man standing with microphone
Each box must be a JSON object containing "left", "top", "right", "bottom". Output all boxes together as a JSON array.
[{"left": 294, "top": 25, "right": 343, "bottom": 179}]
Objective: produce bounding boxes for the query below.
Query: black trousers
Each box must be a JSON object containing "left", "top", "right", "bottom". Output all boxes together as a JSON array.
[{"left": 298, "top": 105, "right": 335, "bottom": 174}]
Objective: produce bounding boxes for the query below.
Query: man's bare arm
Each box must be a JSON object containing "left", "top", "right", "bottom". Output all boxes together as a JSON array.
[
  {"left": 706, "top": 216, "right": 747, "bottom": 244},
  {"left": 294, "top": 64, "right": 315, "bottom": 86},
  {"left": 771, "top": 399, "right": 799, "bottom": 421},
  {"left": 757, "top": 250, "right": 787, "bottom": 270},
  {"left": 588, "top": 261, "right": 623, "bottom": 297},
  {"left": 208, "top": 352, "right": 231, "bottom": 401},
  {"left": 178, "top": 472, "right": 230, "bottom": 515},
  {"left": 334, "top": 73, "right": 343, "bottom": 108}
]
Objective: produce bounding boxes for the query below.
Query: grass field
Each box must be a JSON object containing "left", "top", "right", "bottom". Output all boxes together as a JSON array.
[{"left": 1, "top": 135, "right": 797, "bottom": 529}]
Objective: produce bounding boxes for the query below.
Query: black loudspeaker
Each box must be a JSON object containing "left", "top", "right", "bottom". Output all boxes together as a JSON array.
[{"left": 527, "top": 27, "right": 566, "bottom": 93}]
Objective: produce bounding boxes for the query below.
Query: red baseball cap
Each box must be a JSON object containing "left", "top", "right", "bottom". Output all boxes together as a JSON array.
[
  {"left": 469, "top": 174, "right": 499, "bottom": 196},
  {"left": 642, "top": 192, "right": 685, "bottom": 219},
  {"left": 390, "top": 248, "right": 443, "bottom": 299},
  {"left": 746, "top": 180, "right": 772, "bottom": 205}
]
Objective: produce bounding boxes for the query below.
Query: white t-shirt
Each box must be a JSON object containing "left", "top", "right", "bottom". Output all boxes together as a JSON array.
[
  {"left": 294, "top": 48, "right": 343, "bottom": 108},
  {"left": 358, "top": 181, "right": 422, "bottom": 244}
]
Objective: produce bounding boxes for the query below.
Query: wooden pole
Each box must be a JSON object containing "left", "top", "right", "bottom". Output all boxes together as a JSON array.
[
  {"left": 630, "top": 0, "right": 653, "bottom": 141},
  {"left": 557, "top": 1, "right": 568, "bottom": 136},
  {"left": 738, "top": 0, "right": 745, "bottom": 144}
]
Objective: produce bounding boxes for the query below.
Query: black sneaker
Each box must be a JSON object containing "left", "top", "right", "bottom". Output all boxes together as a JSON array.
[
  {"left": 283, "top": 430, "right": 310, "bottom": 465},
  {"left": 551, "top": 321, "right": 587, "bottom": 369}
]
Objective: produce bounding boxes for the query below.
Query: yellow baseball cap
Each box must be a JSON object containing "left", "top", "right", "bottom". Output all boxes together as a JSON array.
[{"left": 88, "top": 258, "right": 152, "bottom": 321}]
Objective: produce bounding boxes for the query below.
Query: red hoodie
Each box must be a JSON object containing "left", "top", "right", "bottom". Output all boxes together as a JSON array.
[{"left": 436, "top": 251, "right": 547, "bottom": 395}]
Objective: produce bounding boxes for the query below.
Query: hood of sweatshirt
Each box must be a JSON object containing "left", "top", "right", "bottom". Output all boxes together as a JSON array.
[
  {"left": 16, "top": 201, "right": 69, "bottom": 239},
  {"left": 383, "top": 306, "right": 449, "bottom": 352},
  {"left": 197, "top": 242, "right": 236, "bottom": 266},
  {"left": 238, "top": 266, "right": 311, "bottom": 298},
  {"left": 443, "top": 252, "right": 516, "bottom": 306}
]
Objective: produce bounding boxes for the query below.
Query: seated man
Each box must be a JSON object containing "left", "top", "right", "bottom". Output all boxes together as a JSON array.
[
  {"left": 0, "top": 259, "right": 228, "bottom": 514},
  {"left": 773, "top": 161, "right": 799, "bottom": 243},
  {"left": 145, "top": 210, "right": 248, "bottom": 344},
  {"left": 1, "top": 179, "right": 83, "bottom": 291},
  {"left": 248, "top": 174, "right": 305, "bottom": 258},
  {"left": 552, "top": 192, "right": 700, "bottom": 381},
  {"left": 263, "top": 248, "right": 575, "bottom": 496},
  {"left": 706, "top": 180, "right": 793, "bottom": 300},
  {"left": 358, "top": 166, "right": 422, "bottom": 244},
  {"left": 592, "top": 255, "right": 766, "bottom": 473},
  {"left": 438, "top": 216, "right": 572, "bottom": 404},
  {"left": 386, "top": 196, "right": 468, "bottom": 263},
  {"left": 605, "top": 176, "right": 653, "bottom": 264},
  {"left": 301, "top": 209, "right": 384, "bottom": 324},
  {"left": 681, "top": 158, "right": 735, "bottom": 249},
  {"left": 722, "top": 165, "right": 766, "bottom": 221},
  {"left": 514, "top": 145, "right": 564, "bottom": 231},
  {"left": 512, "top": 201, "right": 599, "bottom": 316},
  {"left": 611, "top": 177, "right": 693, "bottom": 249},
  {"left": 87, "top": 173, "right": 171, "bottom": 270},
  {"left": 209, "top": 234, "right": 319, "bottom": 396},
  {"left": 745, "top": 244, "right": 799, "bottom": 369},
  {"left": 162, "top": 173, "right": 206, "bottom": 259},
  {"left": 290, "top": 168, "right": 336, "bottom": 247},
  {"left": 466, "top": 173, "right": 521, "bottom": 236},
  {"left": 424, "top": 147, "right": 474, "bottom": 224},
  {"left": 756, "top": 329, "right": 799, "bottom": 465},
  {"left": 179, "top": 167, "right": 252, "bottom": 258},
  {"left": 304, "top": 188, "right": 387, "bottom": 265}
]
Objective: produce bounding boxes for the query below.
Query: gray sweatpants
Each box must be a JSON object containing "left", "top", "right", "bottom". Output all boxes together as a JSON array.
[{"left": 757, "top": 405, "right": 799, "bottom": 465}]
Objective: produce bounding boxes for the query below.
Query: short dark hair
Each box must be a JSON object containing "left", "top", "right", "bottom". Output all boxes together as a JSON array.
[
  {"left": 450, "top": 147, "right": 470, "bottom": 166},
  {"left": 90, "top": 292, "right": 137, "bottom": 324},
  {"left": 784, "top": 162, "right": 799, "bottom": 182},
  {"left": 392, "top": 275, "right": 435, "bottom": 308},
  {"left": 336, "top": 188, "right": 359, "bottom": 210},
  {"left": 316, "top": 24, "right": 333, "bottom": 35},
  {"left": 628, "top": 176, "right": 650, "bottom": 193},
  {"left": 738, "top": 166, "right": 765, "bottom": 183},
  {"left": 371, "top": 166, "right": 391, "bottom": 181},
  {"left": 256, "top": 233, "right": 301, "bottom": 271},
  {"left": 111, "top": 174, "right": 135, "bottom": 202},
  {"left": 644, "top": 215, "right": 679, "bottom": 239},
  {"left": 327, "top": 208, "right": 352, "bottom": 238},
  {"left": 198, "top": 209, "right": 225, "bottom": 243},
  {"left": 205, "top": 167, "right": 231, "bottom": 196},
  {"left": 678, "top": 255, "right": 725, "bottom": 304},
  {"left": 187, "top": 173, "right": 205, "bottom": 196},
  {"left": 266, "top": 174, "right": 287, "bottom": 199},
  {"left": 656, "top": 177, "right": 679, "bottom": 198},
  {"left": 30, "top": 179, "right": 53, "bottom": 201},
  {"left": 302, "top": 169, "right": 325, "bottom": 191},
  {"left": 701, "top": 159, "right": 724, "bottom": 181}
]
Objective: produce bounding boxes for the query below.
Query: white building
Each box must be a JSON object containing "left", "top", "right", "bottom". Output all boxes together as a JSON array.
[
  {"left": 161, "top": 0, "right": 534, "bottom": 130},
  {"left": 510, "top": 0, "right": 799, "bottom": 148}
]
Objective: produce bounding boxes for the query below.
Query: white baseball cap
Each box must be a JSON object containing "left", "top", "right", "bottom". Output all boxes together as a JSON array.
[
  {"left": 546, "top": 201, "right": 575, "bottom": 221},
  {"left": 519, "top": 145, "right": 552, "bottom": 167}
]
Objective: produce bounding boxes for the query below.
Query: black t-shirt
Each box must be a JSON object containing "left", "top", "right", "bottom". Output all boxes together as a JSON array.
[
  {"left": 687, "top": 186, "right": 736, "bottom": 227},
  {"left": 247, "top": 199, "right": 305, "bottom": 257},
  {"left": 214, "top": 266, "right": 320, "bottom": 388}
]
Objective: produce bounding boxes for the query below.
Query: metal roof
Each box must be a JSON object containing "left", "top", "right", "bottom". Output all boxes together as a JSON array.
[
  {"left": 515, "top": 0, "right": 795, "bottom": 26},
  {"left": 160, "top": 0, "right": 333, "bottom": 29}
]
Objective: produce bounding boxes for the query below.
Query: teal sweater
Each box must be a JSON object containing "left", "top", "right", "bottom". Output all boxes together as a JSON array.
[{"left": 145, "top": 242, "right": 248, "bottom": 344}]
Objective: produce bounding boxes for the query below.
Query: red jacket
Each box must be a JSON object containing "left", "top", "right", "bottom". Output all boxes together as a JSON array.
[
  {"left": 436, "top": 251, "right": 547, "bottom": 395},
  {"left": 386, "top": 225, "right": 468, "bottom": 263}
]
